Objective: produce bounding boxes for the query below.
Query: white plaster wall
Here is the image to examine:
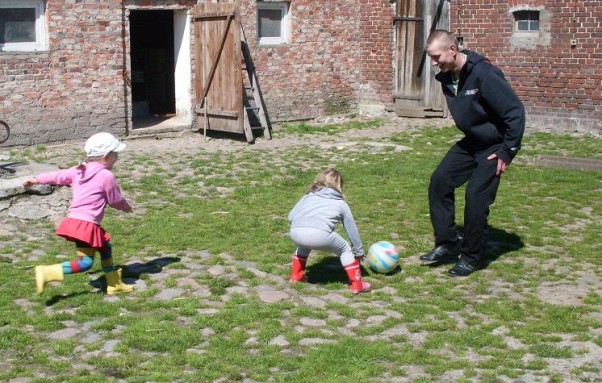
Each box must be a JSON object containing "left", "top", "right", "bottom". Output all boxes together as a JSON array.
[{"left": 174, "top": 10, "right": 192, "bottom": 123}]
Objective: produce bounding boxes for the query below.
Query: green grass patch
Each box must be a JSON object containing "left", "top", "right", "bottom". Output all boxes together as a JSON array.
[{"left": 2, "top": 120, "right": 600, "bottom": 381}]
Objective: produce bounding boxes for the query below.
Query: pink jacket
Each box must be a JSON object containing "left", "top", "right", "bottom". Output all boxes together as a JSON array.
[{"left": 35, "top": 162, "right": 132, "bottom": 225}]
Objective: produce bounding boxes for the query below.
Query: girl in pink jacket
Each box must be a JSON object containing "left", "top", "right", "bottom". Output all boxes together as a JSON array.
[{"left": 23, "top": 132, "right": 134, "bottom": 295}]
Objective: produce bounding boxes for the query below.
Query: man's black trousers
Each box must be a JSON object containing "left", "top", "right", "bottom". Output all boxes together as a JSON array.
[{"left": 428, "top": 138, "right": 502, "bottom": 265}]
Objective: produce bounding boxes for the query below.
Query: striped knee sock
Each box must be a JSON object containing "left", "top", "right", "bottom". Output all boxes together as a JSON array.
[
  {"left": 62, "top": 247, "right": 95, "bottom": 274},
  {"left": 100, "top": 243, "right": 115, "bottom": 273}
]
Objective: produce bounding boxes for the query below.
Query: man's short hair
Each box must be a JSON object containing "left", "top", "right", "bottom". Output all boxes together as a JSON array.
[{"left": 426, "top": 29, "right": 457, "bottom": 48}]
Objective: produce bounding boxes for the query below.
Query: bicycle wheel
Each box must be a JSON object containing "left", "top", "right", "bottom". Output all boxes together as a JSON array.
[{"left": 0, "top": 120, "right": 9, "bottom": 144}]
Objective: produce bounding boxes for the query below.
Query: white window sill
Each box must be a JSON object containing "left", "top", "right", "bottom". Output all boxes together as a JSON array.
[{"left": 0, "top": 49, "right": 49, "bottom": 54}]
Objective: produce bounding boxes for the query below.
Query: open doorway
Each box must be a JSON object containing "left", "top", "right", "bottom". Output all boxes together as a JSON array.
[{"left": 129, "top": 10, "right": 177, "bottom": 128}]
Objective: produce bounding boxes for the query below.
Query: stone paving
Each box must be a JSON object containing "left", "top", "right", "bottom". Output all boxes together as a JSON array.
[
  {"left": 0, "top": 115, "right": 457, "bottom": 382},
  {"left": 1, "top": 114, "right": 600, "bottom": 383}
]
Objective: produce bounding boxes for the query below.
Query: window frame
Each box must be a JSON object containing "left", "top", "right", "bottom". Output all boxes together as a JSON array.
[
  {"left": 0, "top": 0, "right": 47, "bottom": 52},
  {"left": 256, "top": 2, "right": 290, "bottom": 45},
  {"left": 513, "top": 10, "right": 540, "bottom": 33}
]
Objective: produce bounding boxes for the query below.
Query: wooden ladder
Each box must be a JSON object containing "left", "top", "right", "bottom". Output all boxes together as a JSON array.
[
  {"left": 240, "top": 34, "right": 271, "bottom": 141},
  {"left": 193, "top": 1, "right": 271, "bottom": 143}
]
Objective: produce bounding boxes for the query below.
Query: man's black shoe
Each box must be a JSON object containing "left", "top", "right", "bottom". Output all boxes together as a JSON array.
[
  {"left": 448, "top": 259, "right": 477, "bottom": 277},
  {"left": 419, "top": 244, "right": 460, "bottom": 263}
]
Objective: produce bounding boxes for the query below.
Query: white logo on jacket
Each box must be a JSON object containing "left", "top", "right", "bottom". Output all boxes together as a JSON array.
[{"left": 464, "top": 89, "right": 478, "bottom": 95}]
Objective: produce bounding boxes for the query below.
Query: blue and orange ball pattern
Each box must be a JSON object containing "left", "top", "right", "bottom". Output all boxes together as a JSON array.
[{"left": 367, "top": 241, "right": 399, "bottom": 274}]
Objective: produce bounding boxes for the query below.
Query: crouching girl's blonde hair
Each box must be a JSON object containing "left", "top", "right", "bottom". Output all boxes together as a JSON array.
[{"left": 306, "top": 167, "right": 344, "bottom": 194}]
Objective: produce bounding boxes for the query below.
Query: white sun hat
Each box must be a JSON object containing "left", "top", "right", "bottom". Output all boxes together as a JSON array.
[{"left": 84, "top": 132, "right": 126, "bottom": 157}]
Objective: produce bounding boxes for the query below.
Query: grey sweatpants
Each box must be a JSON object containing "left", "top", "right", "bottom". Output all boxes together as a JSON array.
[{"left": 290, "top": 227, "right": 355, "bottom": 265}]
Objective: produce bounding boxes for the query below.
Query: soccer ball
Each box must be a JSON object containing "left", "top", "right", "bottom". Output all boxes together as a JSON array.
[{"left": 367, "top": 241, "right": 399, "bottom": 274}]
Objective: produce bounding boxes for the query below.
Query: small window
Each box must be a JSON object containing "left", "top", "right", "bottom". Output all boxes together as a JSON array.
[
  {"left": 514, "top": 10, "right": 539, "bottom": 32},
  {"left": 257, "top": 2, "right": 289, "bottom": 45},
  {"left": 0, "top": 0, "right": 47, "bottom": 51}
]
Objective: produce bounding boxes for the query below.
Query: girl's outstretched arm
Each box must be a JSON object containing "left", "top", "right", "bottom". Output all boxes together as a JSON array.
[
  {"left": 22, "top": 178, "right": 38, "bottom": 188},
  {"left": 103, "top": 174, "right": 133, "bottom": 213},
  {"left": 341, "top": 203, "right": 364, "bottom": 257}
]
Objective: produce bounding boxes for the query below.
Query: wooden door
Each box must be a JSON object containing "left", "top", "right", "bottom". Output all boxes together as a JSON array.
[
  {"left": 424, "top": 0, "right": 448, "bottom": 114},
  {"left": 394, "top": 0, "right": 424, "bottom": 104},
  {"left": 192, "top": 3, "right": 244, "bottom": 135},
  {"left": 393, "top": 0, "right": 448, "bottom": 117}
]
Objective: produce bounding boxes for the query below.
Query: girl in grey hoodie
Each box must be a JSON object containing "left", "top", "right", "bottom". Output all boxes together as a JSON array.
[{"left": 288, "top": 167, "right": 371, "bottom": 295}]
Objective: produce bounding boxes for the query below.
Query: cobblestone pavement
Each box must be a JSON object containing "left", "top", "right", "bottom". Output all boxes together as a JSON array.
[{"left": 1, "top": 114, "right": 600, "bottom": 383}]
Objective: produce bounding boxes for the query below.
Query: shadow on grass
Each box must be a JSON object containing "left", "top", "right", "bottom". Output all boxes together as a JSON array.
[
  {"left": 45, "top": 291, "right": 96, "bottom": 306},
  {"left": 424, "top": 226, "right": 524, "bottom": 270},
  {"left": 483, "top": 227, "right": 525, "bottom": 266},
  {"left": 91, "top": 256, "right": 181, "bottom": 293},
  {"left": 120, "top": 256, "right": 181, "bottom": 278},
  {"left": 366, "top": 265, "right": 404, "bottom": 277},
  {"left": 44, "top": 256, "right": 182, "bottom": 305},
  {"left": 304, "top": 255, "right": 372, "bottom": 285},
  {"left": 197, "top": 128, "right": 268, "bottom": 144}
]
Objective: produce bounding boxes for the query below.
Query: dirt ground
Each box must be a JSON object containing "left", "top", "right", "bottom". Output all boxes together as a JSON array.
[{"left": 44, "top": 113, "right": 453, "bottom": 156}]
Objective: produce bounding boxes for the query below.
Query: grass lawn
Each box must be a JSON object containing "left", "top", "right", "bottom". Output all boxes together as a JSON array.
[{"left": 0, "top": 119, "right": 600, "bottom": 382}]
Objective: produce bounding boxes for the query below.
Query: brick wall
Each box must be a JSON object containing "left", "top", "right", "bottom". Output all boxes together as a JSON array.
[
  {"left": 0, "top": 1, "right": 127, "bottom": 146},
  {"left": 240, "top": 0, "right": 394, "bottom": 121},
  {"left": 0, "top": 0, "right": 396, "bottom": 146},
  {"left": 358, "top": 0, "right": 394, "bottom": 108},
  {"left": 0, "top": 0, "right": 198, "bottom": 147},
  {"left": 450, "top": 0, "right": 602, "bottom": 133}
]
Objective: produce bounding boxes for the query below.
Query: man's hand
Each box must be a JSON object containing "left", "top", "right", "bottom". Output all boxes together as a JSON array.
[{"left": 487, "top": 153, "right": 508, "bottom": 176}]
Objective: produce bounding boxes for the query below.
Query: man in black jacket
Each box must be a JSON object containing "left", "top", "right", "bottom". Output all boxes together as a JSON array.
[{"left": 420, "top": 29, "right": 525, "bottom": 276}]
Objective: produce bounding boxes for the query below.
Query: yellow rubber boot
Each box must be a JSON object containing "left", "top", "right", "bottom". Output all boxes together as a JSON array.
[
  {"left": 105, "top": 269, "right": 134, "bottom": 294},
  {"left": 35, "top": 264, "right": 64, "bottom": 294}
]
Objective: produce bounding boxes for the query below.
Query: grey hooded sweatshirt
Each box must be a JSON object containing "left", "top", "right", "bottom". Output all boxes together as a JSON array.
[{"left": 288, "top": 187, "right": 364, "bottom": 256}]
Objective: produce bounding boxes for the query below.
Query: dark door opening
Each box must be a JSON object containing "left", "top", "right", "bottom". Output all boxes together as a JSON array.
[{"left": 129, "top": 10, "right": 176, "bottom": 125}]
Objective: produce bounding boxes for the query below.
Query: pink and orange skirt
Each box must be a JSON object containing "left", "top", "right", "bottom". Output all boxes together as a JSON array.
[{"left": 56, "top": 218, "right": 111, "bottom": 248}]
